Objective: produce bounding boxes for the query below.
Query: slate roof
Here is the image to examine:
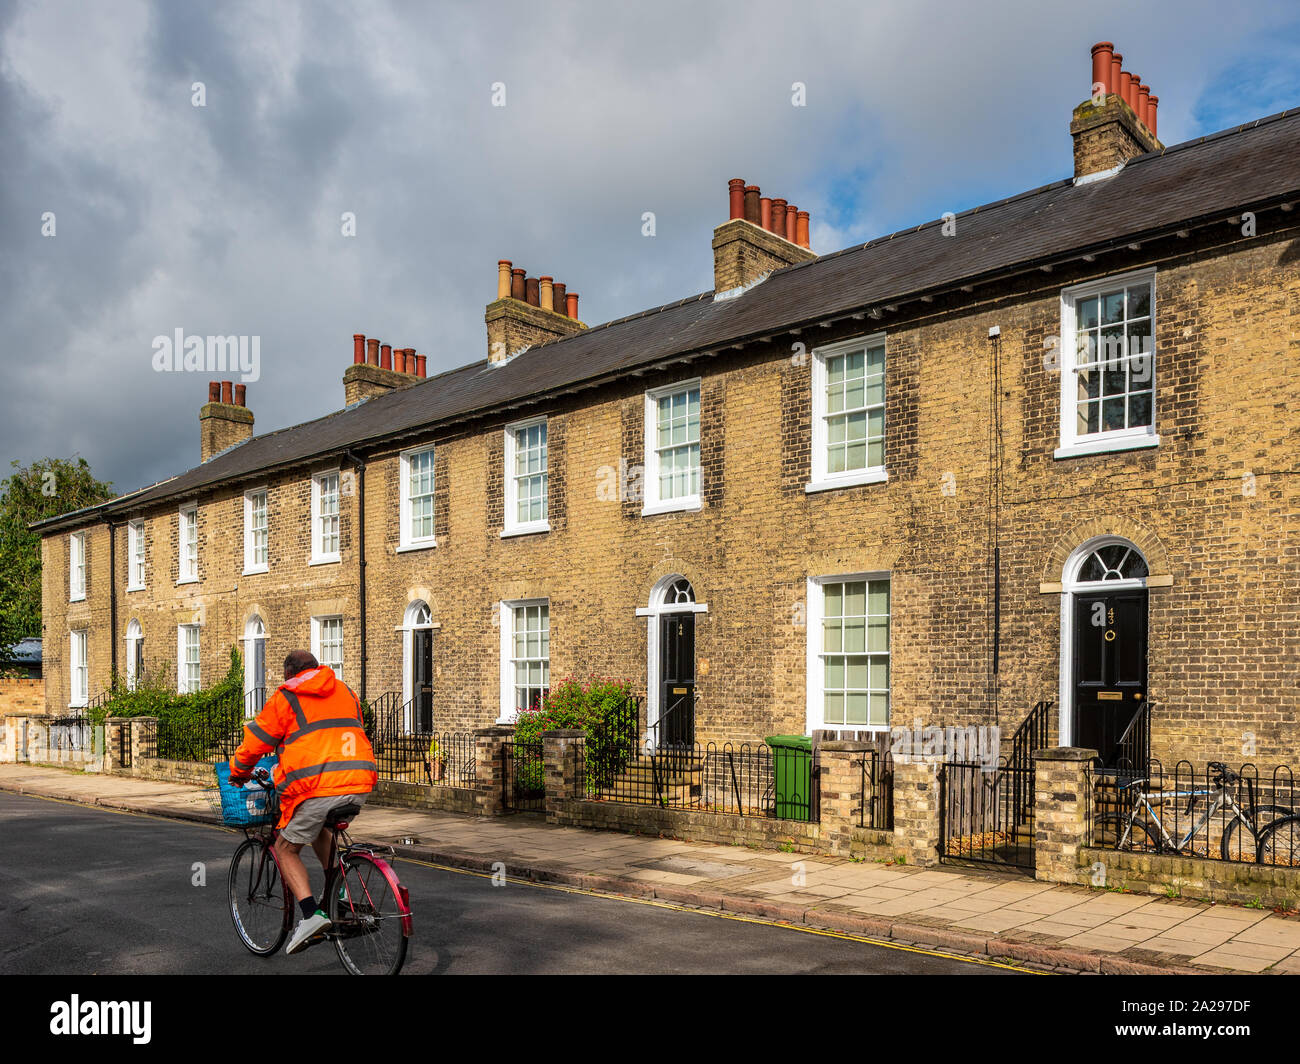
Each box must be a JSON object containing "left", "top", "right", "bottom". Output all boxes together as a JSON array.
[{"left": 35, "top": 107, "right": 1300, "bottom": 532}]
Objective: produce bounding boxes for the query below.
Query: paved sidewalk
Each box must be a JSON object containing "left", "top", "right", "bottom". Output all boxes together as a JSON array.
[{"left": 5, "top": 763, "right": 1299, "bottom": 975}]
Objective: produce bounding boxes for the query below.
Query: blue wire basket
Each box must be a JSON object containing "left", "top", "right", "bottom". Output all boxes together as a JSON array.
[{"left": 207, "top": 756, "right": 280, "bottom": 827}]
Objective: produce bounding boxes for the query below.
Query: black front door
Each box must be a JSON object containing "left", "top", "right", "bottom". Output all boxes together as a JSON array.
[
  {"left": 413, "top": 629, "right": 433, "bottom": 732},
  {"left": 1073, "top": 590, "right": 1147, "bottom": 766},
  {"left": 659, "top": 612, "right": 695, "bottom": 747}
]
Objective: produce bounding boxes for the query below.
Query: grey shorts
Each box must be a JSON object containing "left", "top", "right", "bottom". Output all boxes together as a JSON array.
[{"left": 281, "top": 792, "right": 368, "bottom": 844}]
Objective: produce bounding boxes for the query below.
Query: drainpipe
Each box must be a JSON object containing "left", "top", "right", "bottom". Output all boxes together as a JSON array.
[
  {"left": 343, "top": 450, "right": 366, "bottom": 700},
  {"left": 108, "top": 518, "right": 118, "bottom": 683}
]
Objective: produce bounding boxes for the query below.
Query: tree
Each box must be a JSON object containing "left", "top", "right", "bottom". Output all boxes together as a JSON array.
[{"left": 0, "top": 457, "right": 114, "bottom": 660}]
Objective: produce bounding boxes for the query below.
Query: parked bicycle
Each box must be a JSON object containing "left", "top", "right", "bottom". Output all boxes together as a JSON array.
[
  {"left": 1096, "top": 760, "right": 1290, "bottom": 862},
  {"left": 210, "top": 765, "right": 413, "bottom": 974}
]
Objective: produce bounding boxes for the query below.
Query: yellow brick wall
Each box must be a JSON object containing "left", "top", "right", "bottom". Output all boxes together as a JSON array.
[{"left": 41, "top": 225, "right": 1300, "bottom": 767}]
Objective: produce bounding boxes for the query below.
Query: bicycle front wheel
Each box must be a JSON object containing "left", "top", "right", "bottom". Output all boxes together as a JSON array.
[
  {"left": 329, "top": 852, "right": 410, "bottom": 975},
  {"left": 1258, "top": 815, "right": 1300, "bottom": 867},
  {"left": 228, "top": 837, "right": 292, "bottom": 955},
  {"left": 1221, "top": 805, "right": 1292, "bottom": 862}
]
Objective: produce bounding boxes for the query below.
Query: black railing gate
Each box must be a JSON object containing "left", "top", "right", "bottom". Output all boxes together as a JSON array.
[
  {"left": 939, "top": 758, "right": 1035, "bottom": 872},
  {"left": 502, "top": 739, "right": 544, "bottom": 813}
]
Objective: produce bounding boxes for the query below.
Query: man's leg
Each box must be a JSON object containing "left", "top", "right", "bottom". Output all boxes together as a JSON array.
[{"left": 274, "top": 835, "right": 313, "bottom": 905}]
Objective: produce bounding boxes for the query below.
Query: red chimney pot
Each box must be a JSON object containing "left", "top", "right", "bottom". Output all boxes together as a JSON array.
[
  {"left": 785, "top": 203, "right": 799, "bottom": 243},
  {"left": 797, "top": 211, "right": 810, "bottom": 250},
  {"left": 220, "top": 380, "right": 233, "bottom": 405},
  {"left": 728, "top": 179, "right": 745, "bottom": 220},
  {"left": 1137, "top": 84, "right": 1151, "bottom": 129},
  {"left": 566, "top": 292, "right": 579, "bottom": 319},
  {"left": 380, "top": 343, "right": 392, "bottom": 370},
  {"left": 394, "top": 347, "right": 407, "bottom": 374},
  {"left": 771, "top": 198, "right": 788, "bottom": 239},
  {"left": 208, "top": 381, "right": 221, "bottom": 402},
  {"left": 553, "top": 282, "right": 567, "bottom": 317},
  {"left": 510, "top": 268, "right": 526, "bottom": 301},
  {"left": 1147, "top": 95, "right": 1159, "bottom": 138},
  {"left": 759, "top": 197, "right": 772, "bottom": 232},
  {"left": 525, "top": 277, "right": 540, "bottom": 306},
  {"left": 1090, "top": 42, "right": 1114, "bottom": 96},
  {"left": 744, "top": 185, "right": 760, "bottom": 225},
  {"left": 415, "top": 354, "right": 426, "bottom": 377},
  {"left": 353, "top": 334, "right": 365, "bottom": 364},
  {"left": 234, "top": 383, "right": 246, "bottom": 407},
  {"left": 366, "top": 338, "right": 379, "bottom": 366}
]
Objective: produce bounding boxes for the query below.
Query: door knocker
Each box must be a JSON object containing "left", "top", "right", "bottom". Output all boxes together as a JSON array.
[{"left": 1104, "top": 629, "right": 1116, "bottom": 642}]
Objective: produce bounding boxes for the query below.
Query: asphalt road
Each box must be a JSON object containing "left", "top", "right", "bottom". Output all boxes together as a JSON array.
[{"left": 0, "top": 792, "right": 1025, "bottom": 975}]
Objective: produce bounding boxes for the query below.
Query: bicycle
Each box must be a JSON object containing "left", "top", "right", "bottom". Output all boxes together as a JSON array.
[
  {"left": 1255, "top": 814, "right": 1300, "bottom": 867},
  {"left": 1096, "top": 760, "right": 1290, "bottom": 862},
  {"left": 216, "top": 767, "right": 413, "bottom": 974}
]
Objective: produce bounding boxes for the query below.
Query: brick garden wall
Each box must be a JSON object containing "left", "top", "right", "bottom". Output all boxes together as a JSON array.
[{"left": 0, "top": 678, "right": 45, "bottom": 714}]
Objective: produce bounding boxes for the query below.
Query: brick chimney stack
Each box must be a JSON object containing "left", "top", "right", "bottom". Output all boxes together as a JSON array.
[
  {"left": 1071, "top": 41, "right": 1162, "bottom": 181},
  {"left": 200, "top": 380, "right": 254, "bottom": 462},
  {"left": 485, "top": 260, "right": 586, "bottom": 363},
  {"left": 344, "top": 333, "right": 425, "bottom": 405},
  {"left": 712, "top": 178, "right": 816, "bottom": 296}
]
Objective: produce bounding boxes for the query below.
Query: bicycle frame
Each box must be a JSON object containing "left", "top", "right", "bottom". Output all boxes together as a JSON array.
[{"left": 1118, "top": 781, "right": 1247, "bottom": 853}]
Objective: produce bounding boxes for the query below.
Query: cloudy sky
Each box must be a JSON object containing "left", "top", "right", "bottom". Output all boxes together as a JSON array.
[{"left": 3, "top": 0, "right": 1298, "bottom": 496}]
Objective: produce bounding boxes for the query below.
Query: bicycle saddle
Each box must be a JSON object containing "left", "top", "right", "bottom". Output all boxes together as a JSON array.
[{"left": 326, "top": 802, "right": 363, "bottom": 826}]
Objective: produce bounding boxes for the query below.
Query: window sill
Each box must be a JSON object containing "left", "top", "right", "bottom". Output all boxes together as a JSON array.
[
  {"left": 395, "top": 541, "right": 437, "bottom": 554},
  {"left": 1053, "top": 434, "right": 1160, "bottom": 460},
  {"left": 69, "top": 594, "right": 85, "bottom": 603},
  {"left": 501, "top": 522, "right": 550, "bottom": 539},
  {"left": 308, "top": 555, "right": 341, "bottom": 567},
  {"left": 641, "top": 499, "right": 702, "bottom": 517},
  {"left": 805, "top": 469, "right": 888, "bottom": 494},
  {"left": 68, "top": 702, "right": 88, "bottom": 711},
  {"left": 176, "top": 577, "right": 198, "bottom": 586},
  {"left": 241, "top": 566, "right": 268, "bottom": 577},
  {"left": 125, "top": 584, "right": 145, "bottom": 593}
]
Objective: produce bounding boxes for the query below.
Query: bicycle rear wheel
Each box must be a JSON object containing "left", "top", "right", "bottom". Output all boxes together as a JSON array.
[
  {"left": 1221, "top": 805, "right": 1292, "bottom": 862},
  {"left": 329, "top": 852, "right": 410, "bottom": 975},
  {"left": 1095, "top": 814, "right": 1161, "bottom": 853},
  {"left": 228, "top": 837, "right": 292, "bottom": 955},
  {"left": 1258, "top": 815, "right": 1300, "bottom": 867}
]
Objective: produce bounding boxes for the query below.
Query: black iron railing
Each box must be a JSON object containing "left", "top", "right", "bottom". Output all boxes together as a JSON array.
[
  {"left": 939, "top": 757, "right": 1035, "bottom": 871},
  {"left": 858, "top": 749, "right": 894, "bottom": 830},
  {"left": 578, "top": 737, "right": 819, "bottom": 823},
  {"left": 581, "top": 696, "right": 642, "bottom": 793},
  {"left": 155, "top": 691, "right": 246, "bottom": 762},
  {"left": 365, "top": 693, "right": 475, "bottom": 785},
  {"left": 1089, "top": 757, "right": 1296, "bottom": 864},
  {"left": 1007, "top": 699, "right": 1052, "bottom": 829}
]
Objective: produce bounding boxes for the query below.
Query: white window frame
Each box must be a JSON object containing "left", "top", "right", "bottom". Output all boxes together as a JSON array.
[
  {"left": 177, "top": 504, "right": 198, "bottom": 584},
  {"left": 127, "top": 520, "right": 145, "bottom": 591},
  {"left": 805, "top": 573, "right": 891, "bottom": 735},
  {"left": 70, "top": 629, "right": 88, "bottom": 708},
  {"left": 642, "top": 378, "right": 702, "bottom": 516},
  {"left": 311, "top": 614, "right": 344, "bottom": 681},
  {"left": 69, "top": 532, "right": 86, "bottom": 602},
  {"left": 502, "top": 416, "right": 550, "bottom": 537},
  {"left": 243, "top": 488, "right": 269, "bottom": 574},
  {"left": 498, "top": 599, "right": 549, "bottom": 723},
  {"left": 807, "top": 333, "right": 888, "bottom": 493},
  {"left": 1055, "top": 267, "right": 1160, "bottom": 459},
  {"left": 397, "top": 447, "right": 437, "bottom": 552},
  {"left": 177, "top": 624, "right": 201, "bottom": 694},
  {"left": 125, "top": 619, "right": 143, "bottom": 691},
  {"left": 310, "top": 470, "right": 341, "bottom": 565}
]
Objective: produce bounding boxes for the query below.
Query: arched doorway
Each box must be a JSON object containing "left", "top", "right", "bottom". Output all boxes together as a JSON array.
[
  {"left": 638, "top": 575, "right": 707, "bottom": 748},
  {"left": 1059, "top": 537, "right": 1150, "bottom": 767},
  {"left": 402, "top": 601, "right": 434, "bottom": 733},
  {"left": 243, "top": 615, "right": 266, "bottom": 716}
]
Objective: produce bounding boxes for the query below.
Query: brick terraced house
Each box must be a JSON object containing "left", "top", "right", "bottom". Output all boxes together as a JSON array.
[{"left": 35, "top": 43, "right": 1300, "bottom": 770}]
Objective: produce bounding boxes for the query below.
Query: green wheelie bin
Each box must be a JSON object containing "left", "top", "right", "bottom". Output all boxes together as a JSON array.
[{"left": 766, "top": 734, "right": 813, "bottom": 821}]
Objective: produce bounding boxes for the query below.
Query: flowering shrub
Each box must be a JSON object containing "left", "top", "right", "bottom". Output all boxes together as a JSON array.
[{"left": 512, "top": 676, "right": 637, "bottom": 793}]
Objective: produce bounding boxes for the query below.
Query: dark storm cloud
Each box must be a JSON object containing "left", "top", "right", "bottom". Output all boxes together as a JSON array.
[{"left": 1, "top": 0, "right": 1297, "bottom": 496}]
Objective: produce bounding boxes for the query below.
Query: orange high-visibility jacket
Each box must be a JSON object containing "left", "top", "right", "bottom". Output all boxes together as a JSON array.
[{"left": 229, "top": 666, "right": 376, "bottom": 829}]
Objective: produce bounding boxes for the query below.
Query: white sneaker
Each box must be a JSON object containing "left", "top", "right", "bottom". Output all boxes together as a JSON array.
[{"left": 286, "top": 911, "right": 331, "bottom": 955}]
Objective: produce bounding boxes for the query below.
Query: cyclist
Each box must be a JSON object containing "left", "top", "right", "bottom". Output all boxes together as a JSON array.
[{"left": 228, "top": 649, "right": 377, "bottom": 955}]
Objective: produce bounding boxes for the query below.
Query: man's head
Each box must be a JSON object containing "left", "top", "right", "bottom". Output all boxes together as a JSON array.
[{"left": 283, "top": 649, "right": 319, "bottom": 681}]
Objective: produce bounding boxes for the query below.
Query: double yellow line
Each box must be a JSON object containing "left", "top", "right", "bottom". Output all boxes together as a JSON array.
[{"left": 396, "top": 854, "right": 1043, "bottom": 974}]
